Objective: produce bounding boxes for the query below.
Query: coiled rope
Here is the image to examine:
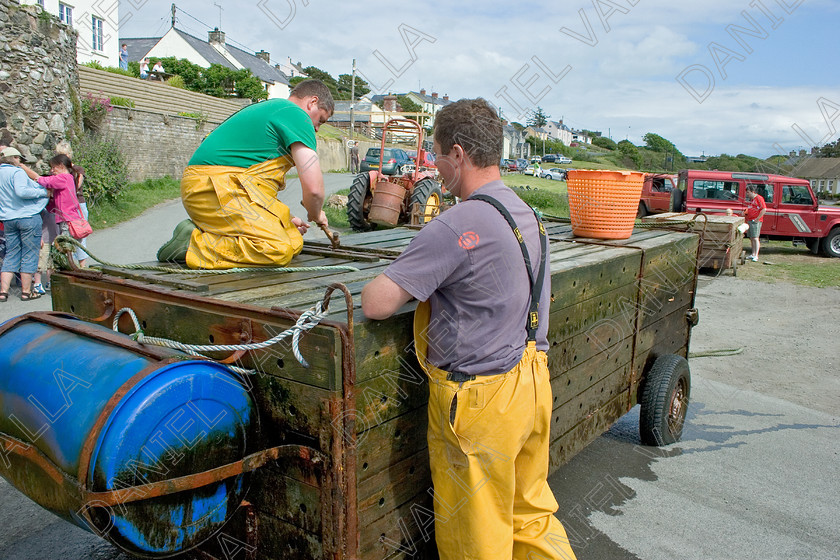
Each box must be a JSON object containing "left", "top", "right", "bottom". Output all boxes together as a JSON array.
[
  {"left": 113, "top": 303, "right": 328, "bottom": 371},
  {"left": 53, "top": 235, "right": 359, "bottom": 275}
]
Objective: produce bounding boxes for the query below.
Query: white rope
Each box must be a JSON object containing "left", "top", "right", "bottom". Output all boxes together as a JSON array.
[{"left": 112, "top": 303, "right": 328, "bottom": 369}]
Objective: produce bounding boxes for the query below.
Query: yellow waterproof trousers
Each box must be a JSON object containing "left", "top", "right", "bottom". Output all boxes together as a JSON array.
[
  {"left": 414, "top": 302, "right": 577, "bottom": 560},
  {"left": 181, "top": 159, "right": 303, "bottom": 269}
]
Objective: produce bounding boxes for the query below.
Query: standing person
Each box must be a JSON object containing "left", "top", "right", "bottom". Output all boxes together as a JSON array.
[
  {"left": 119, "top": 44, "right": 129, "bottom": 71},
  {"left": 139, "top": 57, "right": 150, "bottom": 79},
  {"left": 156, "top": 79, "right": 334, "bottom": 270},
  {"left": 0, "top": 147, "right": 49, "bottom": 301},
  {"left": 349, "top": 141, "right": 360, "bottom": 173},
  {"left": 22, "top": 154, "right": 83, "bottom": 239},
  {"left": 744, "top": 184, "right": 766, "bottom": 261},
  {"left": 360, "top": 99, "right": 577, "bottom": 560}
]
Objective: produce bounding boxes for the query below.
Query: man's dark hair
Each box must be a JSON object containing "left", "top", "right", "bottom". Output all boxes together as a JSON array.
[
  {"left": 290, "top": 79, "right": 335, "bottom": 115},
  {"left": 433, "top": 98, "right": 502, "bottom": 168},
  {"left": 746, "top": 184, "right": 756, "bottom": 193}
]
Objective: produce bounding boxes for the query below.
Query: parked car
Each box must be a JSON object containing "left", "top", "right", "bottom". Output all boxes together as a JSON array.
[
  {"left": 515, "top": 158, "right": 529, "bottom": 172},
  {"left": 541, "top": 154, "right": 557, "bottom": 163},
  {"left": 360, "top": 147, "right": 412, "bottom": 175},
  {"left": 677, "top": 169, "right": 840, "bottom": 257},
  {"left": 638, "top": 173, "right": 678, "bottom": 217},
  {"left": 505, "top": 159, "right": 518, "bottom": 172},
  {"left": 541, "top": 168, "right": 567, "bottom": 181},
  {"left": 531, "top": 156, "right": 542, "bottom": 164},
  {"left": 556, "top": 155, "right": 573, "bottom": 164}
]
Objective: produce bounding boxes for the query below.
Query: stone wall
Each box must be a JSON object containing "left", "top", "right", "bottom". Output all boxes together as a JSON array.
[
  {"left": 101, "top": 106, "right": 219, "bottom": 182},
  {"left": 0, "top": 0, "right": 78, "bottom": 167}
]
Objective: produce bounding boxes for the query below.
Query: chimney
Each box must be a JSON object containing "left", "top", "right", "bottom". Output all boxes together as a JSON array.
[
  {"left": 799, "top": 149, "right": 806, "bottom": 157},
  {"left": 383, "top": 95, "right": 398, "bottom": 112},
  {"left": 420, "top": 88, "right": 426, "bottom": 96},
  {"left": 443, "top": 94, "right": 449, "bottom": 101},
  {"left": 789, "top": 151, "right": 796, "bottom": 157},
  {"left": 256, "top": 50, "right": 270, "bottom": 63},
  {"left": 208, "top": 27, "right": 225, "bottom": 45},
  {"left": 431, "top": 92, "right": 438, "bottom": 99}
]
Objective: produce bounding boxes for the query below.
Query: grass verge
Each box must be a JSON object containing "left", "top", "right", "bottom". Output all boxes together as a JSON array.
[
  {"left": 730, "top": 240, "right": 840, "bottom": 288},
  {"left": 88, "top": 176, "right": 181, "bottom": 229}
]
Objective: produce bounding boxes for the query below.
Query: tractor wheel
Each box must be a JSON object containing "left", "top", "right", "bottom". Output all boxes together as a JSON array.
[
  {"left": 410, "top": 179, "right": 442, "bottom": 225},
  {"left": 347, "top": 173, "right": 376, "bottom": 232},
  {"left": 639, "top": 354, "right": 690, "bottom": 446}
]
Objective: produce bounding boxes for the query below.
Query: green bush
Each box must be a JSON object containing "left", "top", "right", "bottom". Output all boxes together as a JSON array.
[
  {"left": 109, "top": 96, "right": 135, "bottom": 108},
  {"left": 167, "top": 75, "right": 186, "bottom": 89},
  {"left": 81, "top": 61, "right": 137, "bottom": 78},
  {"left": 80, "top": 92, "right": 111, "bottom": 132},
  {"left": 73, "top": 133, "right": 130, "bottom": 207}
]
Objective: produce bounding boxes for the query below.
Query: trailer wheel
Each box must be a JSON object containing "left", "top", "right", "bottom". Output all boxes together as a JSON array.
[
  {"left": 411, "top": 179, "right": 442, "bottom": 224},
  {"left": 347, "top": 173, "right": 376, "bottom": 232},
  {"left": 820, "top": 228, "right": 840, "bottom": 258},
  {"left": 640, "top": 354, "right": 690, "bottom": 446}
]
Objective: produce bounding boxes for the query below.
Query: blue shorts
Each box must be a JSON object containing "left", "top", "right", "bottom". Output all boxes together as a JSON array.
[{"left": 1, "top": 214, "right": 43, "bottom": 274}]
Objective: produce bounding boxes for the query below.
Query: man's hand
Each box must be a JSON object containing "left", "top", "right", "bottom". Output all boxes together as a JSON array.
[
  {"left": 291, "top": 216, "right": 310, "bottom": 235},
  {"left": 310, "top": 210, "right": 328, "bottom": 228}
]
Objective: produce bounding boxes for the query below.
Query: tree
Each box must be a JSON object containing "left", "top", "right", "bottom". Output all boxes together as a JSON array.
[
  {"left": 337, "top": 74, "right": 370, "bottom": 99},
  {"left": 527, "top": 107, "right": 549, "bottom": 129},
  {"left": 396, "top": 95, "right": 423, "bottom": 121},
  {"left": 817, "top": 137, "right": 840, "bottom": 157},
  {"left": 152, "top": 57, "right": 267, "bottom": 101},
  {"left": 643, "top": 132, "right": 685, "bottom": 158},
  {"left": 301, "top": 66, "right": 340, "bottom": 99},
  {"left": 592, "top": 136, "right": 617, "bottom": 150}
]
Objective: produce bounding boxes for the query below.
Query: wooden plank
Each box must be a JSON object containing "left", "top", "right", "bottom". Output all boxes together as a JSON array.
[
  {"left": 356, "top": 406, "right": 428, "bottom": 481},
  {"left": 551, "top": 364, "right": 631, "bottom": 438},
  {"left": 253, "top": 513, "right": 324, "bottom": 560},
  {"left": 250, "top": 466, "right": 322, "bottom": 534},
  {"left": 547, "top": 282, "right": 640, "bottom": 343},
  {"left": 359, "top": 491, "right": 436, "bottom": 560},
  {"left": 548, "top": 391, "right": 631, "bottom": 472},
  {"left": 357, "top": 448, "right": 431, "bottom": 526},
  {"left": 549, "top": 334, "right": 634, "bottom": 408}
]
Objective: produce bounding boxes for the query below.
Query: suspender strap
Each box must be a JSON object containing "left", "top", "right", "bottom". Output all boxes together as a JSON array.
[{"left": 470, "top": 194, "right": 547, "bottom": 342}]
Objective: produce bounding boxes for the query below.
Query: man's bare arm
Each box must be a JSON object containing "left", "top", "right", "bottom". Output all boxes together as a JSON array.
[
  {"left": 361, "top": 274, "right": 414, "bottom": 320},
  {"left": 290, "top": 142, "right": 327, "bottom": 226}
]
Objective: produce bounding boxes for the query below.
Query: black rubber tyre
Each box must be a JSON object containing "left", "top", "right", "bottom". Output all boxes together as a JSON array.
[
  {"left": 636, "top": 202, "right": 649, "bottom": 218},
  {"left": 669, "top": 188, "right": 685, "bottom": 212},
  {"left": 639, "top": 354, "right": 690, "bottom": 446},
  {"left": 805, "top": 237, "right": 820, "bottom": 255},
  {"left": 410, "top": 179, "right": 442, "bottom": 224},
  {"left": 347, "top": 173, "right": 376, "bottom": 232},
  {"left": 819, "top": 228, "right": 840, "bottom": 258}
]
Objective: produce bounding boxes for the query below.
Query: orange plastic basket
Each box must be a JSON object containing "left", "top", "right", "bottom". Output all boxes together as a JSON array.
[{"left": 566, "top": 169, "right": 645, "bottom": 239}]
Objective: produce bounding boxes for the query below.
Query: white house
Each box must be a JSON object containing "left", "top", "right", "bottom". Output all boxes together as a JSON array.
[
  {"left": 122, "top": 27, "right": 291, "bottom": 99},
  {"left": 404, "top": 89, "right": 451, "bottom": 128},
  {"left": 21, "top": 0, "right": 119, "bottom": 66},
  {"left": 544, "top": 120, "right": 573, "bottom": 146}
]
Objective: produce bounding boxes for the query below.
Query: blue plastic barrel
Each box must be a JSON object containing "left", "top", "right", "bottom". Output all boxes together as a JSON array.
[{"left": 0, "top": 314, "right": 257, "bottom": 556}]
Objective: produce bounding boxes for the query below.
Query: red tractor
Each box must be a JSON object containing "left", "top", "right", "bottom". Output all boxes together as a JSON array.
[{"left": 347, "top": 119, "right": 442, "bottom": 231}]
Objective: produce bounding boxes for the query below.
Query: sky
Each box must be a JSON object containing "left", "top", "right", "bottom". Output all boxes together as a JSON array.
[{"left": 118, "top": 0, "right": 840, "bottom": 159}]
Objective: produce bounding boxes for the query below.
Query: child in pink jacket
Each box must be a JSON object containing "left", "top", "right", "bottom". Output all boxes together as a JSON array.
[{"left": 23, "top": 154, "right": 82, "bottom": 235}]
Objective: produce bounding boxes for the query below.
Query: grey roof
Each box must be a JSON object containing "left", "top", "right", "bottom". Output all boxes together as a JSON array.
[
  {"left": 329, "top": 101, "right": 372, "bottom": 123},
  {"left": 120, "top": 37, "right": 162, "bottom": 62},
  {"left": 793, "top": 157, "right": 840, "bottom": 179},
  {"left": 407, "top": 91, "right": 451, "bottom": 106},
  {"left": 121, "top": 28, "right": 289, "bottom": 85}
]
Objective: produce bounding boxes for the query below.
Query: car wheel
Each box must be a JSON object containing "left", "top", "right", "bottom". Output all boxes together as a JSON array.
[
  {"left": 636, "top": 202, "right": 649, "bottom": 218},
  {"left": 639, "top": 354, "right": 690, "bottom": 446},
  {"left": 410, "top": 179, "right": 443, "bottom": 225},
  {"left": 347, "top": 173, "right": 376, "bottom": 232},
  {"left": 820, "top": 228, "right": 840, "bottom": 258}
]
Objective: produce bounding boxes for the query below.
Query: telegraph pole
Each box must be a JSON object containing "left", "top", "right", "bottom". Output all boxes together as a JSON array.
[{"left": 349, "top": 58, "right": 356, "bottom": 140}]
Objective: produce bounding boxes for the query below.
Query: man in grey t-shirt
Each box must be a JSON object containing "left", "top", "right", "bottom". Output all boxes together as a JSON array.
[{"left": 361, "top": 99, "right": 577, "bottom": 560}]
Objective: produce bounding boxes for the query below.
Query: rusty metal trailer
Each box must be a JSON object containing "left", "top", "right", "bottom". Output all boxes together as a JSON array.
[{"left": 2, "top": 223, "right": 700, "bottom": 559}]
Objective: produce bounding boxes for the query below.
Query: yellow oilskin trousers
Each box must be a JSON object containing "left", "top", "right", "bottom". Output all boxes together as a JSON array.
[
  {"left": 181, "top": 157, "right": 304, "bottom": 270},
  {"left": 414, "top": 302, "right": 577, "bottom": 560}
]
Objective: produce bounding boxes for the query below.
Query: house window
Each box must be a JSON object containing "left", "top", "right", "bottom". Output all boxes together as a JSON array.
[
  {"left": 36, "top": 0, "right": 44, "bottom": 6},
  {"left": 59, "top": 3, "right": 73, "bottom": 26},
  {"left": 91, "top": 16, "right": 104, "bottom": 51}
]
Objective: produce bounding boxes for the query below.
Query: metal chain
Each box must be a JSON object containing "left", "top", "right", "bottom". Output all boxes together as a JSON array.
[
  {"left": 112, "top": 303, "right": 328, "bottom": 369},
  {"left": 54, "top": 235, "right": 359, "bottom": 275}
]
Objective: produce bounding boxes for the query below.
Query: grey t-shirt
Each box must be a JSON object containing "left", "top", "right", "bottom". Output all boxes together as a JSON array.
[{"left": 383, "top": 180, "right": 550, "bottom": 376}]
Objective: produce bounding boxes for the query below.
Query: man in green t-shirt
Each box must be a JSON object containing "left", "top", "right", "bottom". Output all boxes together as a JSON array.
[{"left": 157, "top": 79, "right": 334, "bottom": 269}]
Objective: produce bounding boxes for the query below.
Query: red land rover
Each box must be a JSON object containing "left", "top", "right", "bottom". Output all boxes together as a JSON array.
[
  {"left": 638, "top": 173, "right": 678, "bottom": 217},
  {"left": 676, "top": 170, "right": 840, "bottom": 258}
]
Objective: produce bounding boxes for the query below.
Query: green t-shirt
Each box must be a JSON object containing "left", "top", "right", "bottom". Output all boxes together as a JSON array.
[{"left": 189, "top": 99, "right": 317, "bottom": 168}]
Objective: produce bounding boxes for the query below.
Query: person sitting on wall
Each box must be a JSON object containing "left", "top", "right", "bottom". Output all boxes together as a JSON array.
[
  {"left": 139, "top": 58, "right": 150, "bottom": 79},
  {"left": 151, "top": 60, "right": 165, "bottom": 80},
  {"left": 156, "top": 79, "right": 334, "bottom": 269}
]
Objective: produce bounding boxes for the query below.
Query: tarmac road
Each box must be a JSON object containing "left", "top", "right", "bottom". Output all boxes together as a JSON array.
[{"left": 0, "top": 180, "right": 838, "bottom": 559}]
